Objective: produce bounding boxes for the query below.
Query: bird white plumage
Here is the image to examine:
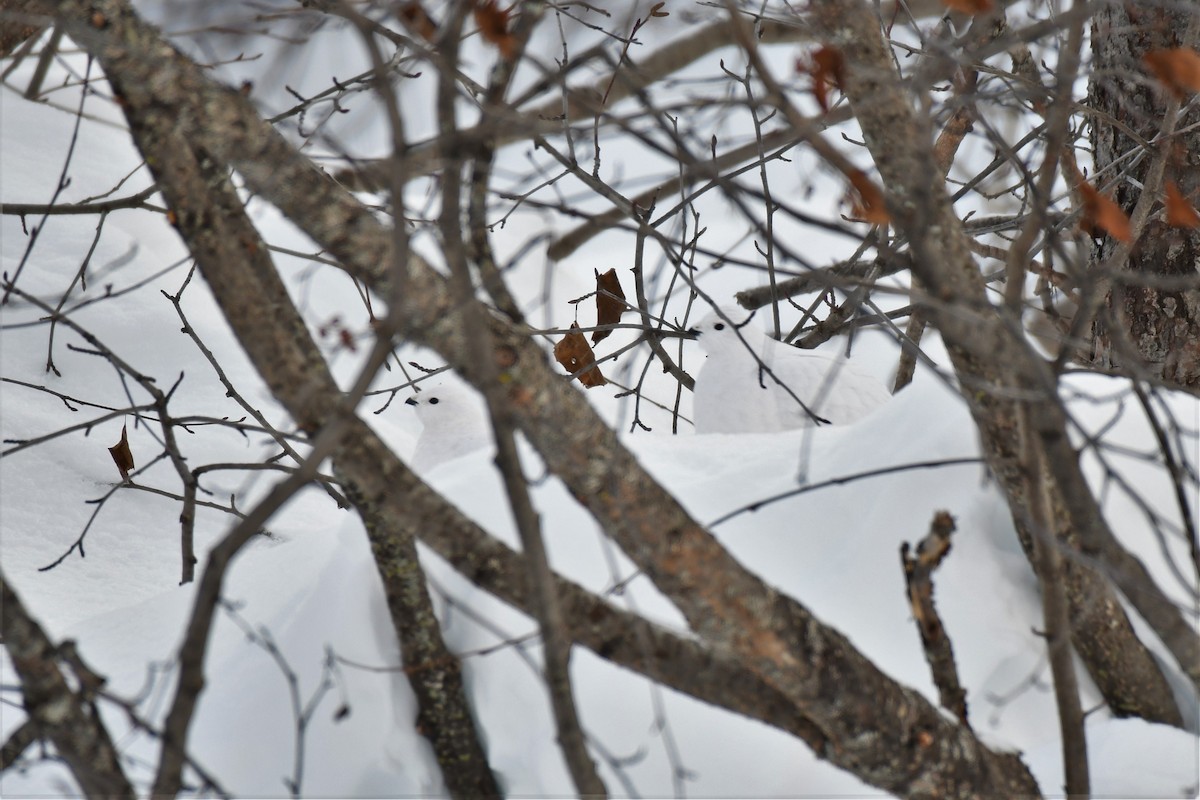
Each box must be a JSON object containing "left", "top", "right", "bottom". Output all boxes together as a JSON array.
[
  {"left": 692, "top": 306, "right": 890, "bottom": 433},
  {"left": 406, "top": 383, "right": 492, "bottom": 471}
]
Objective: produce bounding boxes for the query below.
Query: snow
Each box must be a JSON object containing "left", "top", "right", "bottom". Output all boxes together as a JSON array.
[
  {"left": 1026, "top": 718, "right": 1199, "bottom": 798},
  {"left": 2, "top": 14, "right": 1198, "bottom": 800}
]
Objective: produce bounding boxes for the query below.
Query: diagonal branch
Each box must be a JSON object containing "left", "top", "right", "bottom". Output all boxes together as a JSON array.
[{"left": 1, "top": 568, "right": 135, "bottom": 798}]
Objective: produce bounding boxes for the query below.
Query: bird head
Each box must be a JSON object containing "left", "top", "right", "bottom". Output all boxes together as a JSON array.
[
  {"left": 694, "top": 306, "right": 762, "bottom": 355},
  {"left": 405, "top": 384, "right": 485, "bottom": 432}
]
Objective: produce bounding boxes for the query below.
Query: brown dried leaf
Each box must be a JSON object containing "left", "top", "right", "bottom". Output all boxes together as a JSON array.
[
  {"left": 1165, "top": 181, "right": 1200, "bottom": 229},
  {"left": 1144, "top": 48, "right": 1200, "bottom": 99},
  {"left": 648, "top": 2, "right": 669, "bottom": 18},
  {"left": 554, "top": 323, "right": 607, "bottom": 387},
  {"left": 474, "top": 0, "right": 517, "bottom": 60},
  {"left": 846, "top": 169, "right": 891, "bottom": 224},
  {"left": 400, "top": 2, "right": 437, "bottom": 42},
  {"left": 1077, "top": 179, "right": 1132, "bottom": 243},
  {"left": 803, "top": 45, "right": 844, "bottom": 113},
  {"left": 941, "top": 0, "right": 993, "bottom": 13},
  {"left": 592, "top": 268, "right": 627, "bottom": 344},
  {"left": 108, "top": 423, "right": 134, "bottom": 482}
]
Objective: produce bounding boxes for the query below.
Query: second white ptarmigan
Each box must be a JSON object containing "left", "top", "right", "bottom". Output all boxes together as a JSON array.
[
  {"left": 692, "top": 306, "right": 890, "bottom": 433},
  {"left": 405, "top": 382, "right": 493, "bottom": 471}
]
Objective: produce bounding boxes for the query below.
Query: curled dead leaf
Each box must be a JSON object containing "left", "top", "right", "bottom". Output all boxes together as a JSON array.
[
  {"left": 846, "top": 169, "right": 891, "bottom": 224},
  {"left": 1144, "top": 48, "right": 1200, "bottom": 99},
  {"left": 554, "top": 323, "right": 607, "bottom": 388},
  {"left": 400, "top": 2, "right": 437, "bottom": 42},
  {"left": 592, "top": 268, "right": 627, "bottom": 344},
  {"left": 108, "top": 423, "right": 134, "bottom": 482},
  {"left": 1077, "top": 180, "right": 1132, "bottom": 243},
  {"left": 803, "top": 45, "right": 844, "bottom": 113},
  {"left": 474, "top": 0, "right": 517, "bottom": 60}
]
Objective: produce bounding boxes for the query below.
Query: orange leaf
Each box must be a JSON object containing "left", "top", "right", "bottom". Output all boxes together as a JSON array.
[
  {"left": 400, "top": 2, "right": 437, "bottom": 42},
  {"left": 1144, "top": 48, "right": 1200, "bottom": 98},
  {"left": 846, "top": 169, "right": 891, "bottom": 224},
  {"left": 592, "top": 268, "right": 627, "bottom": 344},
  {"left": 804, "top": 46, "right": 844, "bottom": 113},
  {"left": 474, "top": 0, "right": 517, "bottom": 60},
  {"left": 941, "top": 0, "right": 993, "bottom": 13},
  {"left": 554, "top": 323, "right": 607, "bottom": 387},
  {"left": 1165, "top": 181, "right": 1200, "bottom": 228},
  {"left": 108, "top": 423, "right": 134, "bottom": 482},
  {"left": 1077, "top": 180, "right": 1132, "bottom": 242}
]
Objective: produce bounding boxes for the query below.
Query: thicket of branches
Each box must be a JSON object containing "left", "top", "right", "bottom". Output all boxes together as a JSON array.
[{"left": 2, "top": 0, "right": 1198, "bottom": 797}]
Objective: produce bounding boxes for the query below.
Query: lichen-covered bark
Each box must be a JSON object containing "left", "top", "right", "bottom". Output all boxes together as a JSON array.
[{"left": 0, "top": 0, "right": 44, "bottom": 57}]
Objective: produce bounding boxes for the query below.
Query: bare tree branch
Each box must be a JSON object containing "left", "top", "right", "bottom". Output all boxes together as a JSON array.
[
  {"left": 436, "top": 2, "right": 603, "bottom": 794},
  {"left": 81, "top": 33, "right": 498, "bottom": 793},
  {"left": 1019, "top": 404, "right": 1089, "bottom": 798},
  {"left": 0, "top": 719, "right": 39, "bottom": 772},
  {"left": 29, "top": 2, "right": 1052, "bottom": 794},
  {"left": 8, "top": 0, "right": 1195, "bottom": 795},
  {"left": 0, "top": 567, "right": 135, "bottom": 798},
  {"left": 901, "top": 511, "right": 968, "bottom": 727},
  {"left": 803, "top": 0, "right": 1194, "bottom": 718}
]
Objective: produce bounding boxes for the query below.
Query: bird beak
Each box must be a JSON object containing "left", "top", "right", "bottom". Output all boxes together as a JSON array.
[
  {"left": 405, "top": 397, "right": 418, "bottom": 407},
  {"left": 684, "top": 327, "right": 700, "bottom": 340}
]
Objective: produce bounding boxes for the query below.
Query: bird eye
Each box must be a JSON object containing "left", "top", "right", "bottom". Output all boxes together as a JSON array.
[
  {"left": 429, "top": 397, "right": 439, "bottom": 405},
  {"left": 713, "top": 323, "right": 725, "bottom": 331}
]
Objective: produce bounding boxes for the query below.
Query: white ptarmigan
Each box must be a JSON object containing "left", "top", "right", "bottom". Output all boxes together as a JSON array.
[
  {"left": 405, "top": 383, "right": 492, "bottom": 471},
  {"left": 692, "top": 306, "right": 890, "bottom": 433}
]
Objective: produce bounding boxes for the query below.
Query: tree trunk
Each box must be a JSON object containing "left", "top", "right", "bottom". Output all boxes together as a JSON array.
[
  {"left": 1089, "top": 4, "right": 1200, "bottom": 389},
  {"left": 806, "top": 0, "right": 1188, "bottom": 728}
]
